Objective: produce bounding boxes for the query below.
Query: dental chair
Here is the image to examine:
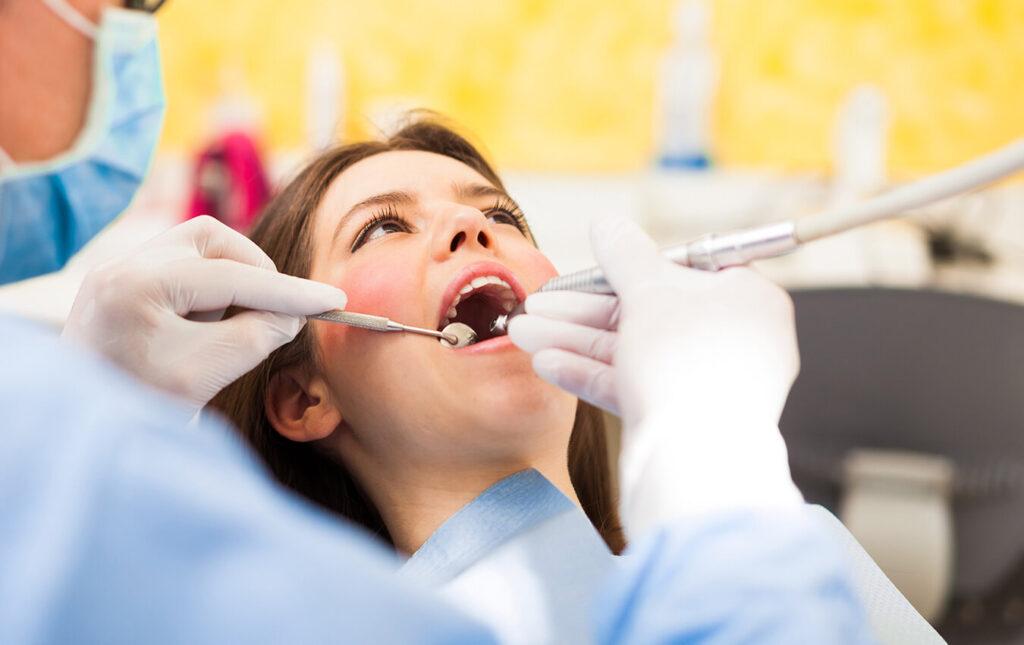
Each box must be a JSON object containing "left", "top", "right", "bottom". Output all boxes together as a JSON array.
[{"left": 782, "top": 287, "right": 1024, "bottom": 645}]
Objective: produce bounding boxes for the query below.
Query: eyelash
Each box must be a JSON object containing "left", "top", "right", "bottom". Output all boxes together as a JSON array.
[
  {"left": 487, "top": 196, "right": 529, "bottom": 234},
  {"left": 350, "top": 205, "right": 409, "bottom": 252},
  {"left": 349, "top": 198, "right": 529, "bottom": 252}
]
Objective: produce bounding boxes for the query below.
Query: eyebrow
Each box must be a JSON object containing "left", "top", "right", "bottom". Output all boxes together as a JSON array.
[{"left": 454, "top": 181, "right": 508, "bottom": 201}]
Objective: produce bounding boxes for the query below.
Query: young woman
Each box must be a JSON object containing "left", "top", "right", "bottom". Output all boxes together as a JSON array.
[{"left": 212, "top": 118, "right": 624, "bottom": 643}]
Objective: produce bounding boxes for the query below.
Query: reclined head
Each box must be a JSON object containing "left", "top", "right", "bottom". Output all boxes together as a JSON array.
[{"left": 212, "top": 117, "right": 623, "bottom": 554}]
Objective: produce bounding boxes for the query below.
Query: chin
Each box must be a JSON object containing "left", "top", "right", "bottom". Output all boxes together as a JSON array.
[{"left": 465, "top": 367, "right": 576, "bottom": 432}]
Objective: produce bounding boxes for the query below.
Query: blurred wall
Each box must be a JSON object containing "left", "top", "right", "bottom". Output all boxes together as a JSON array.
[{"left": 157, "top": 0, "right": 1024, "bottom": 173}]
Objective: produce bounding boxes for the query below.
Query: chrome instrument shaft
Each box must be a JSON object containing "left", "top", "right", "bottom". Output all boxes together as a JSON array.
[{"left": 310, "top": 310, "right": 458, "bottom": 345}]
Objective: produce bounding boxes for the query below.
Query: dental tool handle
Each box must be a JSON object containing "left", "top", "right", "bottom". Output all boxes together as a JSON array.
[
  {"left": 536, "top": 220, "right": 799, "bottom": 295},
  {"left": 309, "top": 310, "right": 404, "bottom": 332},
  {"left": 796, "top": 138, "right": 1024, "bottom": 242},
  {"left": 309, "top": 310, "right": 457, "bottom": 344},
  {"left": 489, "top": 221, "right": 798, "bottom": 333},
  {"left": 535, "top": 138, "right": 1024, "bottom": 296},
  {"left": 536, "top": 266, "right": 612, "bottom": 294}
]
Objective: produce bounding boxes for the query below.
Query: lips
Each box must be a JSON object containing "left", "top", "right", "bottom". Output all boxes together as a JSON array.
[{"left": 436, "top": 262, "right": 527, "bottom": 344}]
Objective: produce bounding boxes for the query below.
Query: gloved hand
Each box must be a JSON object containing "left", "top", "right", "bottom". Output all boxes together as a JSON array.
[
  {"left": 509, "top": 216, "right": 804, "bottom": 535},
  {"left": 62, "top": 216, "right": 346, "bottom": 413}
]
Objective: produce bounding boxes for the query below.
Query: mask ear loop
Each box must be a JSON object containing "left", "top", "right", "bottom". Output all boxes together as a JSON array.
[
  {"left": 0, "top": 143, "right": 11, "bottom": 263},
  {"left": 0, "top": 176, "right": 8, "bottom": 279},
  {"left": 39, "top": 0, "right": 98, "bottom": 39},
  {"left": 0, "top": 145, "right": 13, "bottom": 172}
]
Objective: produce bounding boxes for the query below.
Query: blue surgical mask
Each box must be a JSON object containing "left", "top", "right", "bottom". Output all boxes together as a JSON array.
[{"left": 0, "top": 0, "right": 166, "bottom": 284}]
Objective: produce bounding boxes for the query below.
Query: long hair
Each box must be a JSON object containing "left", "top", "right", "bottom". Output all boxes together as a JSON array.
[{"left": 210, "top": 119, "right": 625, "bottom": 554}]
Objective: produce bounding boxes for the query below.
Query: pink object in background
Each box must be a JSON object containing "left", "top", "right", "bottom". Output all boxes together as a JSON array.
[{"left": 185, "top": 131, "right": 271, "bottom": 232}]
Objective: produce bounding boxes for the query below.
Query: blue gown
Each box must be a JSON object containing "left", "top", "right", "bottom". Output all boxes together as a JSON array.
[{"left": 1, "top": 314, "right": 878, "bottom": 644}]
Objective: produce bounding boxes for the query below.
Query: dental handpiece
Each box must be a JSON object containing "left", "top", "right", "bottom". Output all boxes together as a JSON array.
[
  {"left": 491, "top": 137, "right": 1024, "bottom": 334},
  {"left": 309, "top": 310, "right": 477, "bottom": 348},
  {"left": 488, "top": 221, "right": 798, "bottom": 333}
]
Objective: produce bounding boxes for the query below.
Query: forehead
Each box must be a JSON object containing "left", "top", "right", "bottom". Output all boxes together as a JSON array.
[{"left": 321, "top": 150, "right": 495, "bottom": 214}]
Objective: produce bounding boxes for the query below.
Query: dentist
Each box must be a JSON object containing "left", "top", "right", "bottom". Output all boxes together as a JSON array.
[
  {"left": 1, "top": 1, "right": 874, "bottom": 643},
  {"left": 0, "top": 0, "right": 347, "bottom": 411}
]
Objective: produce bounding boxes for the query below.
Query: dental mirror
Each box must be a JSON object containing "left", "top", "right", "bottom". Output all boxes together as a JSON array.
[{"left": 440, "top": 322, "right": 477, "bottom": 348}]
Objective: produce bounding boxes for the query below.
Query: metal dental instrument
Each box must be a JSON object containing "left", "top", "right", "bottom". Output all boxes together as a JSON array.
[
  {"left": 438, "top": 322, "right": 477, "bottom": 348},
  {"left": 309, "top": 310, "right": 465, "bottom": 346},
  {"left": 491, "top": 138, "right": 1024, "bottom": 334}
]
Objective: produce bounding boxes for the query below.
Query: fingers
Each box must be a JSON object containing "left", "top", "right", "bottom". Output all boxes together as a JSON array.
[
  {"left": 532, "top": 349, "right": 620, "bottom": 417},
  {"left": 524, "top": 291, "right": 620, "bottom": 330},
  {"left": 221, "top": 311, "right": 307, "bottom": 356},
  {"left": 589, "top": 215, "right": 668, "bottom": 297},
  {"left": 177, "top": 310, "right": 306, "bottom": 407},
  {"left": 509, "top": 314, "right": 617, "bottom": 365},
  {"left": 167, "top": 258, "right": 347, "bottom": 316},
  {"left": 170, "top": 216, "right": 277, "bottom": 270}
]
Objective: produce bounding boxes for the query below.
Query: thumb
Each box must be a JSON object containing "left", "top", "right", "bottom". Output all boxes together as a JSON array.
[
  {"left": 589, "top": 215, "right": 667, "bottom": 297},
  {"left": 208, "top": 310, "right": 305, "bottom": 375},
  {"left": 178, "top": 311, "right": 304, "bottom": 410}
]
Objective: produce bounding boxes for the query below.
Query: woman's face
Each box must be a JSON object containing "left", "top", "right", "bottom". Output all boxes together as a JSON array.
[{"left": 306, "top": 150, "right": 577, "bottom": 470}]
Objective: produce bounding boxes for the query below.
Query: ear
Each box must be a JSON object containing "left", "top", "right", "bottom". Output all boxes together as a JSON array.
[{"left": 265, "top": 368, "right": 343, "bottom": 443}]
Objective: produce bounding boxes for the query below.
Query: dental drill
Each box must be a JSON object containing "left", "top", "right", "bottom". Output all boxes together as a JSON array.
[{"left": 490, "top": 137, "right": 1024, "bottom": 334}]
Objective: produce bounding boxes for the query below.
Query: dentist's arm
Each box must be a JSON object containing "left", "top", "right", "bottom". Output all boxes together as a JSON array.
[
  {"left": 2, "top": 321, "right": 495, "bottom": 645},
  {"left": 62, "top": 216, "right": 347, "bottom": 413},
  {"left": 511, "top": 216, "right": 875, "bottom": 643}
]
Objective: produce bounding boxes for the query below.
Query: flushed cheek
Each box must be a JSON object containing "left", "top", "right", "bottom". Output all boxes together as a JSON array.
[
  {"left": 516, "top": 249, "right": 560, "bottom": 291},
  {"left": 316, "top": 260, "right": 420, "bottom": 354}
]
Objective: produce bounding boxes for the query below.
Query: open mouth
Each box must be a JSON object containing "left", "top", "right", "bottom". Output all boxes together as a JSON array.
[{"left": 437, "top": 266, "right": 525, "bottom": 345}]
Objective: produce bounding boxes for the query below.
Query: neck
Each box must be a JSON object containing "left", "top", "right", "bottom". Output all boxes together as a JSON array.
[{"left": 358, "top": 449, "right": 578, "bottom": 556}]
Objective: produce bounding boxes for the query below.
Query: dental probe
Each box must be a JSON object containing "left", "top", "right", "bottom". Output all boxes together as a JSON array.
[
  {"left": 491, "top": 138, "right": 1024, "bottom": 333},
  {"left": 308, "top": 310, "right": 475, "bottom": 347}
]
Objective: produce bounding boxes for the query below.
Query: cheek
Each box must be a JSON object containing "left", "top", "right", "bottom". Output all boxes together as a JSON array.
[
  {"left": 534, "top": 253, "right": 559, "bottom": 280},
  {"left": 315, "top": 259, "right": 417, "bottom": 356},
  {"left": 512, "top": 246, "right": 560, "bottom": 291}
]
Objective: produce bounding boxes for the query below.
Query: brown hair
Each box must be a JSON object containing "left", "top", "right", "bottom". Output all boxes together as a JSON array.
[{"left": 210, "top": 119, "right": 625, "bottom": 554}]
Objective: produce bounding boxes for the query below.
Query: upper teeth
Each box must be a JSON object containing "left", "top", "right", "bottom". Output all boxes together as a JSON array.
[
  {"left": 442, "top": 274, "right": 518, "bottom": 328},
  {"left": 460, "top": 275, "right": 509, "bottom": 294}
]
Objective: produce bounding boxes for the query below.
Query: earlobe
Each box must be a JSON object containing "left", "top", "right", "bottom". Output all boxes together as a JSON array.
[{"left": 265, "top": 369, "right": 342, "bottom": 443}]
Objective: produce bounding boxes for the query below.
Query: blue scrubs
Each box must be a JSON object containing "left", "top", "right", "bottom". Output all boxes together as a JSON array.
[
  {"left": 1, "top": 315, "right": 876, "bottom": 644},
  {"left": 0, "top": 316, "right": 492, "bottom": 645}
]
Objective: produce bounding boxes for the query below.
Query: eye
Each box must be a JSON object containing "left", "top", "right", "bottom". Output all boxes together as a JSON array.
[
  {"left": 484, "top": 196, "right": 529, "bottom": 236},
  {"left": 351, "top": 208, "right": 412, "bottom": 252},
  {"left": 486, "top": 208, "right": 520, "bottom": 227},
  {"left": 365, "top": 220, "right": 405, "bottom": 242}
]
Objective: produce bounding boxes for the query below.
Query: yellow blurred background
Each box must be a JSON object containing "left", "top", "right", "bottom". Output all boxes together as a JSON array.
[{"left": 157, "top": 0, "right": 1024, "bottom": 174}]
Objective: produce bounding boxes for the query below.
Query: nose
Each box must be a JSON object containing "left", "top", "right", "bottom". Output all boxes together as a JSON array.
[{"left": 431, "top": 206, "right": 495, "bottom": 261}]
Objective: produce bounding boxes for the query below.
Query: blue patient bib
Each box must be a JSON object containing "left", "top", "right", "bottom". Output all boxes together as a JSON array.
[{"left": 402, "top": 469, "right": 618, "bottom": 645}]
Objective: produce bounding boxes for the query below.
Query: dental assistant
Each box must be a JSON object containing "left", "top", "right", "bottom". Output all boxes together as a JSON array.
[{"left": 1, "top": 1, "right": 875, "bottom": 643}]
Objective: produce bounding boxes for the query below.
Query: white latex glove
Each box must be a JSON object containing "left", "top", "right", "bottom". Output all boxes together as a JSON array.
[
  {"left": 509, "top": 216, "right": 804, "bottom": 536},
  {"left": 62, "top": 216, "right": 347, "bottom": 413}
]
